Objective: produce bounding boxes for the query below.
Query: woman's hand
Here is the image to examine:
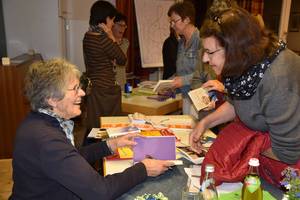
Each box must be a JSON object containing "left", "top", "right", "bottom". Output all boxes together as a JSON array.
[
  {"left": 107, "top": 133, "right": 140, "bottom": 152},
  {"left": 189, "top": 120, "right": 207, "bottom": 153},
  {"left": 99, "top": 23, "right": 116, "bottom": 42},
  {"left": 202, "top": 80, "right": 225, "bottom": 93},
  {"left": 141, "top": 159, "right": 174, "bottom": 177},
  {"left": 172, "top": 76, "right": 183, "bottom": 88}
]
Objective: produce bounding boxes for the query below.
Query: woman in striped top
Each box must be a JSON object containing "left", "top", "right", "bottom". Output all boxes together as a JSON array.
[{"left": 83, "top": 0, "right": 126, "bottom": 130}]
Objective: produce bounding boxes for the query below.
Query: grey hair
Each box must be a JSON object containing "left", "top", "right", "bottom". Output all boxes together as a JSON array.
[{"left": 24, "top": 58, "right": 81, "bottom": 111}]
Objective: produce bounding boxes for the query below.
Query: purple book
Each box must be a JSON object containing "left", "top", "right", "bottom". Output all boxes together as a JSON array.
[{"left": 133, "top": 136, "right": 176, "bottom": 162}]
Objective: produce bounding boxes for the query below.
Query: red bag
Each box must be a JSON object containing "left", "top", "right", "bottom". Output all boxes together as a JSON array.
[{"left": 201, "top": 120, "right": 300, "bottom": 187}]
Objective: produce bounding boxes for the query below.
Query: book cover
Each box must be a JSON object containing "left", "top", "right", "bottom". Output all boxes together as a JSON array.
[
  {"left": 188, "top": 87, "right": 210, "bottom": 111},
  {"left": 177, "top": 146, "right": 206, "bottom": 164},
  {"left": 152, "top": 80, "right": 173, "bottom": 93},
  {"left": 106, "top": 126, "right": 140, "bottom": 138},
  {"left": 133, "top": 136, "right": 176, "bottom": 162}
]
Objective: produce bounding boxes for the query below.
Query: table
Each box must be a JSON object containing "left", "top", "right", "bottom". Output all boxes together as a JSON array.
[
  {"left": 100, "top": 115, "right": 283, "bottom": 200},
  {"left": 104, "top": 158, "right": 283, "bottom": 200},
  {"left": 121, "top": 93, "right": 182, "bottom": 115}
]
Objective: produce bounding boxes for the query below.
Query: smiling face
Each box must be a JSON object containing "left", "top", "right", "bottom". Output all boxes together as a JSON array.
[
  {"left": 49, "top": 76, "right": 85, "bottom": 120},
  {"left": 202, "top": 36, "right": 226, "bottom": 76},
  {"left": 112, "top": 20, "right": 127, "bottom": 40}
]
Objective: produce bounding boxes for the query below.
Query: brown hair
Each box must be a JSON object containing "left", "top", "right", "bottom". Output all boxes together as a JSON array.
[
  {"left": 167, "top": 1, "right": 195, "bottom": 25},
  {"left": 200, "top": 7, "right": 278, "bottom": 78}
]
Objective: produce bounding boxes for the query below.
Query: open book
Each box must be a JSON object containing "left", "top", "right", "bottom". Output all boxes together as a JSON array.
[
  {"left": 153, "top": 80, "right": 173, "bottom": 93},
  {"left": 106, "top": 126, "right": 140, "bottom": 138},
  {"left": 188, "top": 87, "right": 211, "bottom": 111},
  {"left": 177, "top": 146, "right": 206, "bottom": 164}
]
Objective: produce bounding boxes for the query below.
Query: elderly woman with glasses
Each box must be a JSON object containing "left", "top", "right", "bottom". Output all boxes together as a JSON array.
[
  {"left": 112, "top": 12, "right": 129, "bottom": 90},
  {"left": 167, "top": 1, "right": 211, "bottom": 118},
  {"left": 190, "top": 7, "right": 300, "bottom": 187},
  {"left": 10, "top": 58, "right": 174, "bottom": 200}
]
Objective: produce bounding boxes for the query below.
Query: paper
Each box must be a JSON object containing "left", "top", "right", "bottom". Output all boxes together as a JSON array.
[
  {"left": 218, "top": 189, "right": 276, "bottom": 200},
  {"left": 133, "top": 136, "right": 176, "bottom": 162},
  {"left": 117, "top": 147, "right": 133, "bottom": 159},
  {"left": 188, "top": 87, "right": 210, "bottom": 111},
  {"left": 184, "top": 165, "right": 202, "bottom": 191}
]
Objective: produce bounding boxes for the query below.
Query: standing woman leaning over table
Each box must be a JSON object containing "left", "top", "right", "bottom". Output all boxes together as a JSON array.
[
  {"left": 10, "top": 58, "right": 173, "bottom": 200},
  {"left": 83, "top": 0, "right": 126, "bottom": 130},
  {"left": 190, "top": 7, "right": 300, "bottom": 187}
]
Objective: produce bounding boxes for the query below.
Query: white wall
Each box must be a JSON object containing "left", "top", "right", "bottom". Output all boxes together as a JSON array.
[
  {"left": 3, "top": 0, "right": 62, "bottom": 59},
  {"left": 3, "top": 0, "right": 115, "bottom": 70}
]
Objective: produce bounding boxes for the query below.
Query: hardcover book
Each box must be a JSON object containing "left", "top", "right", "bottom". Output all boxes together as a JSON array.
[
  {"left": 133, "top": 136, "right": 176, "bottom": 162},
  {"left": 152, "top": 80, "right": 173, "bottom": 93}
]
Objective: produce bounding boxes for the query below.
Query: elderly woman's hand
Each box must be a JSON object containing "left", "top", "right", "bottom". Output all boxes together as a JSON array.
[
  {"left": 141, "top": 159, "right": 174, "bottom": 177},
  {"left": 106, "top": 133, "right": 140, "bottom": 152}
]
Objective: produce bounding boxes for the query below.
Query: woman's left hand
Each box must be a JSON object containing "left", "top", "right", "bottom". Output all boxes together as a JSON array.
[{"left": 107, "top": 133, "right": 140, "bottom": 152}]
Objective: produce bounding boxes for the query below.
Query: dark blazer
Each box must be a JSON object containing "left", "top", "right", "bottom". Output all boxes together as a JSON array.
[
  {"left": 162, "top": 34, "right": 178, "bottom": 80},
  {"left": 10, "top": 112, "right": 147, "bottom": 200}
]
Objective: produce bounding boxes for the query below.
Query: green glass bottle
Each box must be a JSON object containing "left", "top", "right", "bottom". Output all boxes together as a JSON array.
[{"left": 241, "top": 158, "right": 263, "bottom": 200}]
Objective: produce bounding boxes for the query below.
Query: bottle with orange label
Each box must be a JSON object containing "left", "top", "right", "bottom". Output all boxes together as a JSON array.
[{"left": 241, "top": 158, "right": 263, "bottom": 200}]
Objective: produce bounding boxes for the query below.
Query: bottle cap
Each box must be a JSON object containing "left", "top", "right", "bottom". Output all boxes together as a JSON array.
[
  {"left": 248, "top": 158, "right": 259, "bottom": 167},
  {"left": 205, "top": 164, "right": 215, "bottom": 172}
]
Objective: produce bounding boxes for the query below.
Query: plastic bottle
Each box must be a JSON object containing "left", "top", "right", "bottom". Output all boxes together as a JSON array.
[
  {"left": 201, "top": 164, "right": 218, "bottom": 200},
  {"left": 124, "top": 82, "right": 132, "bottom": 98},
  {"left": 241, "top": 158, "right": 263, "bottom": 200}
]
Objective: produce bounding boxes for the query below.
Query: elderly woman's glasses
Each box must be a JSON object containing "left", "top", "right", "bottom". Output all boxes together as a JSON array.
[
  {"left": 115, "top": 22, "right": 127, "bottom": 29},
  {"left": 169, "top": 18, "right": 181, "bottom": 26},
  {"left": 67, "top": 84, "right": 82, "bottom": 95}
]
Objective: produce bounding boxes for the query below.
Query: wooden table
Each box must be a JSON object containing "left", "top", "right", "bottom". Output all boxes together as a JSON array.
[{"left": 121, "top": 93, "right": 182, "bottom": 115}]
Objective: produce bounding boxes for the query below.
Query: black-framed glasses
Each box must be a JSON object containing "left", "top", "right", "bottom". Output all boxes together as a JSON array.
[
  {"left": 204, "top": 49, "right": 223, "bottom": 59},
  {"left": 115, "top": 22, "right": 127, "bottom": 29},
  {"left": 67, "top": 84, "right": 82, "bottom": 95},
  {"left": 170, "top": 18, "right": 181, "bottom": 26}
]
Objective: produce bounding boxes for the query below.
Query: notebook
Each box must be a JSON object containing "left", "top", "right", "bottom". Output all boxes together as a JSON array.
[{"left": 133, "top": 136, "right": 176, "bottom": 162}]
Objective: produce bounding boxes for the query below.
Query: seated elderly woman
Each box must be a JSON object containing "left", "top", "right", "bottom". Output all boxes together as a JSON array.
[{"left": 9, "top": 58, "right": 173, "bottom": 200}]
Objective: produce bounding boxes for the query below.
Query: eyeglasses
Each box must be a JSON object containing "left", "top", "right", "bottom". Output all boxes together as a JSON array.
[
  {"left": 169, "top": 18, "right": 181, "bottom": 26},
  {"left": 67, "top": 84, "right": 82, "bottom": 95},
  {"left": 204, "top": 48, "right": 223, "bottom": 59},
  {"left": 115, "top": 22, "right": 127, "bottom": 29}
]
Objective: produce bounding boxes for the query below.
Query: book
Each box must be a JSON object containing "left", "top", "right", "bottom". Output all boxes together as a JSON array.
[
  {"left": 188, "top": 87, "right": 211, "bottom": 111},
  {"left": 106, "top": 126, "right": 140, "bottom": 138},
  {"left": 177, "top": 146, "right": 206, "bottom": 164},
  {"left": 152, "top": 80, "right": 173, "bottom": 93},
  {"left": 133, "top": 136, "right": 176, "bottom": 162}
]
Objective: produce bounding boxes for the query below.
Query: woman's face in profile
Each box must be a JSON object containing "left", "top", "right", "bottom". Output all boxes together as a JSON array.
[
  {"left": 50, "top": 77, "right": 85, "bottom": 119},
  {"left": 202, "top": 36, "right": 225, "bottom": 76}
]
